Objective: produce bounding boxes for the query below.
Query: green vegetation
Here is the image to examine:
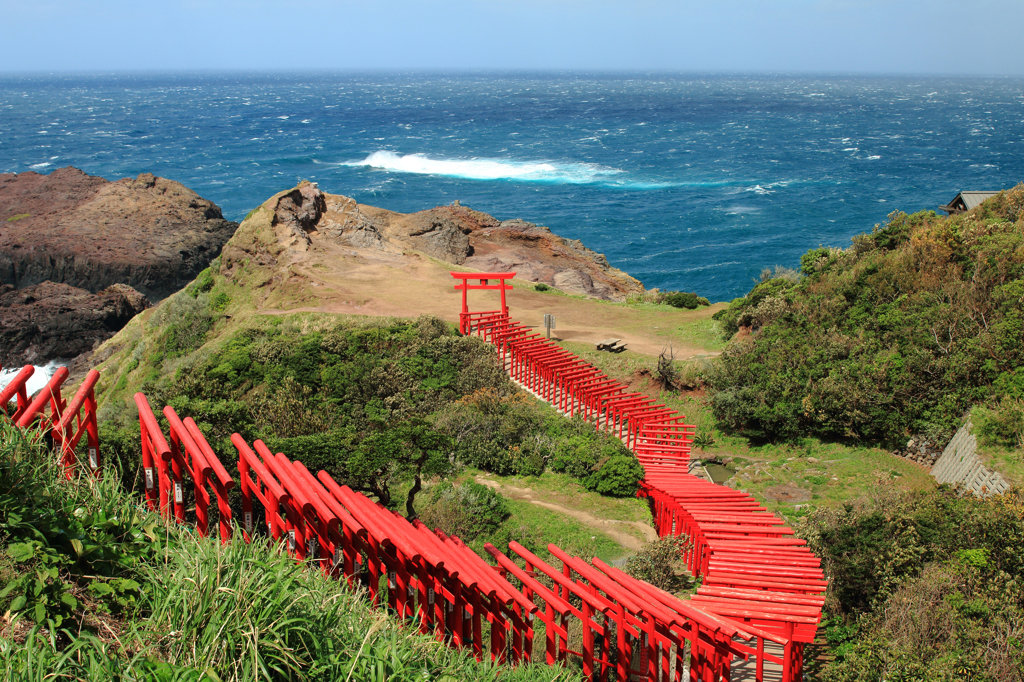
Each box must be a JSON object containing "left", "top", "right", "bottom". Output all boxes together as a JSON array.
[
  {"left": 798, "top": 485, "right": 1024, "bottom": 681},
  {"left": 5, "top": 213, "right": 30, "bottom": 222},
  {"left": 0, "top": 421, "right": 577, "bottom": 681},
  {"left": 31, "top": 182, "right": 1024, "bottom": 680},
  {"left": 623, "top": 536, "right": 692, "bottom": 594},
  {"left": 709, "top": 185, "right": 1024, "bottom": 445},
  {"left": 94, "top": 259, "right": 647, "bottom": 522},
  {"left": 625, "top": 289, "right": 710, "bottom": 309},
  {"left": 434, "top": 390, "right": 645, "bottom": 497},
  {"left": 661, "top": 291, "right": 711, "bottom": 310}
]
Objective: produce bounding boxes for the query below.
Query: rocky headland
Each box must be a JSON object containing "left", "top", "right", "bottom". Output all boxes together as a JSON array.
[
  {"left": 2, "top": 174, "right": 657, "bottom": 367},
  {"left": 225, "top": 182, "right": 643, "bottom": 302},
  {"left": 0, "top": 167, "right": 237, "bottom": 365},
  {"left": 0, "top": 167, "right": 238, "bottom": 299}
]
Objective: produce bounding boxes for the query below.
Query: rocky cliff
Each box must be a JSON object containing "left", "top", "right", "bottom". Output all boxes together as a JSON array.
[
  {"left": 0, "top": 282, "right": 150, "bottom": 366},
  {"left": 0, "top": 167, "right": 238, "bottom": 300},
  {"left": 0, "top": 167, "right": 237, "bottom": 366}
]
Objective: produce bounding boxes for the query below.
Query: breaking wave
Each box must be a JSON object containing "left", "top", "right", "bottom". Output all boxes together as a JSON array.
[{"left": 343, "top": 151, "right": 666, "bottom": 187}]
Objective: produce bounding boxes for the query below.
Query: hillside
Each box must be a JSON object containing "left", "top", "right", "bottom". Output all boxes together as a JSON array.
[
  {"left": 83, "top": 180, "right": 722, "bottom": 408},
  {"left": 708, "top": 185, "right": 1024, "bottom": 449},
  {"left": 11, "top": 178, "right": 1024, "bottom": 682}
]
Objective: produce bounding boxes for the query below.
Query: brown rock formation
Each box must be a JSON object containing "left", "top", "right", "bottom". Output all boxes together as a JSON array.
[
  {"left": 228, "top": 182, "right": 641, "bottom": 301},
  {"left": 0, "top": 167, "right": 238, "bottom": 300},
  {"left": 0, "top": 281, "right": 150, "bottom": 366}
]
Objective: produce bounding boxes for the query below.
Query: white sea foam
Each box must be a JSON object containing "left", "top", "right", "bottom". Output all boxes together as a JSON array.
[
  {"left": 29, "top": 162, "right": 51, "bottom": 169},
  {"left": 343, "top": 151, "right": 633, "bottom": 185},
  {"left": 0, "top": 359, "right": 67, "bottom": 397}
]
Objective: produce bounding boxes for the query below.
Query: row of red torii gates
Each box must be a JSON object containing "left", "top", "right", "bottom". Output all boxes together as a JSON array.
[{"left": 0, "top": 272, "right": 824, "bottom": 682}]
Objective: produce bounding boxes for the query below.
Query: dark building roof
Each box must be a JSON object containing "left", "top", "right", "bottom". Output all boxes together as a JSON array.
[{"left": 939, "top": 190, "right": 1001, "bottom": 215}]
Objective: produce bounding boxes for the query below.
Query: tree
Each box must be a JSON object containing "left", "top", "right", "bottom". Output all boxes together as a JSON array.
[{"left": 343, "top": 419, "right": 456, "bottom": 517}]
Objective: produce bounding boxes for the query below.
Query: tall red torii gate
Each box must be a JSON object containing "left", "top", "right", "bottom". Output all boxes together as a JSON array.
[{"left": 451, "top": 271, "right": 515, "bottom": 335}]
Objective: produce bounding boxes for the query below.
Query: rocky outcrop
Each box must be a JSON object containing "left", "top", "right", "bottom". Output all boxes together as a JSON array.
[
  {"left": 0, "top": 167, "right": 238, "bottom": 300},
  {"left": 232, "top": 183, "right": 642, "bottom": 301},
  {"left": 271, "top": 182, "right": 326, "bottom": 250},
  {"left": 891, "top": 436, "right": 946, "bottom": 468},
  {"left": 0, "top": 281, "right": 150, "bottom": 366}
]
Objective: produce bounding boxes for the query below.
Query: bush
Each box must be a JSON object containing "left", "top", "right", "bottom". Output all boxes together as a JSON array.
[
  {"left": 623, "top": 536, "right": 690, "bottom": 592},
  {"left": 534, "top": 282, "right": 550, "bottom": 292},
  {"left": 188, "top": 267, "right": 215, "bottom": 296},
  {"left": 437, "top": 389, "right": 552, "bottom": 476},
  {"left": 662, "top": 291, "right": 709, "bottom": 309},
  {"left": 418, "top": 481, "right": 511, "bottom": 540},
  {"left": 800, "top": 486, "right": 1024, "bottom": 682},
  {"left": 708, "top": 199, "right": 1024, "bottom": 443},
  {"left": 549, "top": 434, "right": 598, "bottom": 478},
  {"left": 583, "top": 454, "right": 645, "bottom": 497},
  {"left": 972, "top": 397, "right": 1024, "bottom": 449}
]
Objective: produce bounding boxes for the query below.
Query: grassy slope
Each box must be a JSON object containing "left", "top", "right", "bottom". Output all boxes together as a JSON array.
[
  {"left": 0, "top": 422, "right": 577, "bottom": 682},
  {"left": 563, "top": 327, "right": 937, "bottom": 523}
]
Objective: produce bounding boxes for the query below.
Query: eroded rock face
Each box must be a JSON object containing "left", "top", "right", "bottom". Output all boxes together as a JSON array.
[
  {"left": 318, "top": 195, "right": 640, "bottom": 299},
  {"left": 0, "top": 167, "right": 238, "bottom": 300},
  {"left": 394, "top": 210, "right": 473, "bottom": 264},
  {"left": 271, "top": 182, "right": 326, "bottom": 250},
  {"left": 0, "top": 281, "right": 150, "bottom": 366}
]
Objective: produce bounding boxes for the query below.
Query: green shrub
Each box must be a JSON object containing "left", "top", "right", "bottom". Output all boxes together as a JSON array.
[
  {"left": 623, "top": 536, "right": 690, "bottom": 592},
  {"left": 972, "top": 397, "right": 1024, "bottom": 449},
  {"left": 210, "top": 290, "right": 230, "bottom": 311},
  {"left": 662, "top": 291, "right": 709, "bottom": 309},
  {"left": 188, "top": 268, "right": 216, "bottom": 296},
  {"left": 709, "top": 198, "right": 1024, "bottom": 443},
  {"left": 584, "top": 454, "right": 645, "bottom": 497},
  {"left": 534, "top": 282, "right": 550, "bottom": 292},
  {"left": 549, "top": 434, "right": 598, "bottom": 478},
  {"left": 418, "top": 481, "right": 511, "bottom": 540},
  {"left": 800, "top": 486, "right": 1024, "bottom": 682}
]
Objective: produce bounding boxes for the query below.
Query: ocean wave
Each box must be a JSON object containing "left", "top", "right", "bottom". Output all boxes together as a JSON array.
[
  {"left": 343, "top": 151, "right": 627, "bottom": 185},
  {"left": 342, "top": 151, "right": 729, "bottom": 190},
  {"left": 0, "top": 358, "right": 67, "bottom": 396}
]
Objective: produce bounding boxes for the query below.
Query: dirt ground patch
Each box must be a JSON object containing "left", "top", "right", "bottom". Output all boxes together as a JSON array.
[
  {"left": 763, "top": 484, "right": 813, "bottom": 503},
  {"left": 475, "top": 476, "right": 658, "bottom": 552}
]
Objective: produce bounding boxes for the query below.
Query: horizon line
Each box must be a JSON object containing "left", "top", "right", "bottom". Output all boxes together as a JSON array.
[{"left": 2, "top": 67, "right": 1023, "bottom": 80}]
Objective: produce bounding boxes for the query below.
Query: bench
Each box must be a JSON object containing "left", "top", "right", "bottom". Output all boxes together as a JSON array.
[{"left": 596, "top": 338, "right": 628, "bottom": 353}]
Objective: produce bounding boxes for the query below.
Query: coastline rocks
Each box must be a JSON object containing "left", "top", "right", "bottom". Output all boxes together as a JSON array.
[
  {"left": 0, "top": 167, "right": 238, "bottom": 300},
  {"left": 0, "top": 281, "right": 150, "bottom": 366}
]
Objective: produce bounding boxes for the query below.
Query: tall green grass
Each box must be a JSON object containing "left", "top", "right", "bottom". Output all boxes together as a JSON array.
[{"left": 0, "top": 420, "right": 580, "bottom": 682}]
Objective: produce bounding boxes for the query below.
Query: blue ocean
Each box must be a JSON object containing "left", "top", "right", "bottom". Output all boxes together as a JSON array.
[{"left": 2, "top": 72, "right": 1021, "bottom": 302}]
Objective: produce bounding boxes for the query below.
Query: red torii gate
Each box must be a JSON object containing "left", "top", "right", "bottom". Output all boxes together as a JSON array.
[{"left": 451, "top": 271, "right": 515, "bottom": 335}]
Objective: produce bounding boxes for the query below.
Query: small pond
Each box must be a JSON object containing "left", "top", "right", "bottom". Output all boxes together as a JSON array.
[{"left": 704, "top": 463, "right": 734, "bottom": 484}]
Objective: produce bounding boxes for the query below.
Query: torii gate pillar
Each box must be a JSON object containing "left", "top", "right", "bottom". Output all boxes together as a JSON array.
[{"left": 451, "top": 272, "right": 516, "bottom": 335}]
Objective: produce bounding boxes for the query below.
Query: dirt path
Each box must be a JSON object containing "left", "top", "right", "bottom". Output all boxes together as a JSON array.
[{"left": 474, "top": 476, "right": 658, "bottom": 552}]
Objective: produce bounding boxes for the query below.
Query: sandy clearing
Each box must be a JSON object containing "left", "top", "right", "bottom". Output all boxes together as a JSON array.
[{"left": 261, "top": 247, "right": 720, "bottom": 361}]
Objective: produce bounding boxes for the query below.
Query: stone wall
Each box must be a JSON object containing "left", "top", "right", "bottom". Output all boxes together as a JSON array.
[{"left": 930, "top": 421, "right": 1011, "bottom": 497}]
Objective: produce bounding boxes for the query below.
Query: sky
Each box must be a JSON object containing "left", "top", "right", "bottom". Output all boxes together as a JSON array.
[{"left": 2, "top": 0, "right": 1023, "bottom": 76}]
